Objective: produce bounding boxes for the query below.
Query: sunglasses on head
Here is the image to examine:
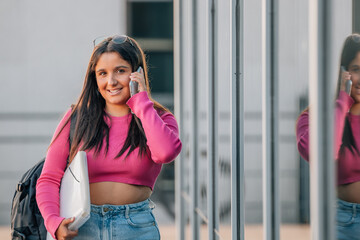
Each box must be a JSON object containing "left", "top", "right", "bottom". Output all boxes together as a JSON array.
[
  {"left": 93, "top": 35, "right": 135, "bottom": 48},
  {"left": 351, "top": 34, "right": 360, "bottom": 43}
]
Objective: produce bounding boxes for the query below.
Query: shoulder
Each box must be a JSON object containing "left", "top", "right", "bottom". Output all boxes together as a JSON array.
[
  {"left": 64, "top": 107, "right": 72, "bottom": 117},
  {"left": 59, "top": 108, "right": 73, "bottom": 124},
  {"left": 296, "top": 110, "right": 309, "bottom": 134},
  {"left": 55, "top": 108, "right": 72, "bottom": 125},
  {"left": 54, "top": 107, "right": 75, "bottom": 133},
  {"left": 297, "top": 109, "right": 309, "bottom": 122}
]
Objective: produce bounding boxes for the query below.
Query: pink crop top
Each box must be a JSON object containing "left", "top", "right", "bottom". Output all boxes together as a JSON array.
[
  {"left": 36, "top": 91, "right": 182, "bottom": 238},
  {"left": 296, "top": 90, "right": 360, "bottom": 186}
]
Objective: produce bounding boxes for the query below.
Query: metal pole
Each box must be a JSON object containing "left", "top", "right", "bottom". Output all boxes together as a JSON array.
[
  {"left": 308, "top": 0, "right": 336, "bottom": 239},
  {"left": 190, "top": 0, "right": 200, "bottom": 239},
  {"left": 231, "top": 0, "right": 244, "bottom": 239},
  {"left": 174, "top": 0, "right": 185, "bottom": 239},
  {"left": 208, "top": 0, "right": 219, "bottom": 239},
  {"left": 262, "top": 0, "right": 280, "bottom": 239}
]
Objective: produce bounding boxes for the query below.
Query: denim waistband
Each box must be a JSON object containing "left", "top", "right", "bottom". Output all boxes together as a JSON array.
[
  {"left": 90, "top": 199, "right": 155, "bottom": 215},
  {"left": 337, "top": 198, "right": 360, "bottom": 210}
]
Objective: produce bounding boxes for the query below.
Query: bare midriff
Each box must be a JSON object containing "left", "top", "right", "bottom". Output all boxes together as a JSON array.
[
  {"left": 338, "top": 181, "right": 360, "bottom": 203},
  {"left": 89, "top": 182, "right": 152, "bottom": 205}
]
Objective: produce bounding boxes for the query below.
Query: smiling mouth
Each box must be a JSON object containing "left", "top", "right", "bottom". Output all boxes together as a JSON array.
[{"left": 107, "top": 88, "right": 122, "bottom": 95}]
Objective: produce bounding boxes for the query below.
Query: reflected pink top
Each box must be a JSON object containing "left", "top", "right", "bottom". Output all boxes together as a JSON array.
[
  {"left": 296, "top": 90, "right": 360, "bottom": 186},
  {"left": 36, "top": 91, "right": 182, "bottom": 239}
]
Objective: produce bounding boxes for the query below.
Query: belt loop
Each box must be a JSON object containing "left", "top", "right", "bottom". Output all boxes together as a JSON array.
[
  {"left": 353, "top": 204, "right": 357, "bottom": 218},
  {"left": 149, "top": 199, "right": 156, "bottom": 209},
  {"left": 125, "top": 205, "right": 130, "bottom": 219}
]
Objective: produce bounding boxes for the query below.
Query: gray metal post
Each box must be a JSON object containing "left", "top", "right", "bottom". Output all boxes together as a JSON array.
[
  {"left": 174, "top": 0, "right": 185, "bottom": 239},
  {"left": 208, "top": 0, "right": 219, "bottom": 239},
  {"left": 231, "top": 0, "right": 244, "bottom": 239},
  {"left": 190, "top": 0, "right": 200, "bottom": 239},
  {"left": 308, "top": 0, "right": 336, "bottom": 239},
  {"left": 262, "top": 0, "right": 280, "bottom": 239}
]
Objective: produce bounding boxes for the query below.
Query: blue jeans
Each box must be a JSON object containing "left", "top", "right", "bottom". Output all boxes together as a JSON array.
[
  {"left": 76, "top": 199, "right": 160, "bottom": 240},
  {"left": 337, "top": 198, "right": 360, "bottom": 240}
]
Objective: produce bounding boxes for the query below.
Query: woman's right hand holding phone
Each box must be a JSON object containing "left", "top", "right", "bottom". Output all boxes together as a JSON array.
[{"left": 340, "top": 66, "right": 352, "bottom": 96}]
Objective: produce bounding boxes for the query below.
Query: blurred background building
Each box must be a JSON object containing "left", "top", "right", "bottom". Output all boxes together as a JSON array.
[{"left": 0, "top": 0, "right": 359, "bottom": 240}]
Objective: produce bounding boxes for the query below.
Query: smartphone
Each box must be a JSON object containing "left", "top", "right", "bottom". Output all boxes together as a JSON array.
[
  {"left": 341, "top": 66, "right": 352, "bottom": 95},
  {"left": 130, "top": 67, "right": 141, "bottom": 97}
]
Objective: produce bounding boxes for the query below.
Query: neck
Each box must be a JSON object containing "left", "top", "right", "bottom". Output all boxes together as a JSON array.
[
  {"left": 350, "top": 103, "right": 360, "bottom": 115},
  {"left": 105, "top": 104, "right": 130, "bottom": 117}
]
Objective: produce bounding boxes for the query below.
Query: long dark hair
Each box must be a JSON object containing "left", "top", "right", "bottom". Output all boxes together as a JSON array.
[
  {"left": 337, "top": 34, "right": 360, "bottom": 155},
  {"left": 298, "top": 34, "right": 360, "bottom": 155},
  {"left": 52, "top": 36, "right": 168, "bottom": 162}
]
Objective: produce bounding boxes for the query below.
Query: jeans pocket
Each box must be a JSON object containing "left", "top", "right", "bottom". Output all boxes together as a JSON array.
[
  {"left": 337, "top": 206, "right": 355, "bottom": 227},
  {"left": 126, "top": 209, "right": 156, "bottom": 228}
]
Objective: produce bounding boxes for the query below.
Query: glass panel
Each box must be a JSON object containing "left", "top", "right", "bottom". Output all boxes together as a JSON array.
[
  {"left": 353, "top": 0, "right": 360, "bottom": 33},
  {"left": 196, "top": 1, "right": 209, "bottom": 238},
  {"left": 198, "top": 91, "right": 208, "bottom": 238},
  {"left": 278, "top": 0, "right": 310, "bottom": 239},
  {"left": 217, "top": 0, "right": 231, "bottom": 237},
  {"left": 129, "top": 2, "right": 173, "bottom": 39},
  {"left": 183, "top": 114, "right": 192, "bottom": 240},
  {"left": 243, "top": 0, "right": 264, "bottom": 238},
  {"left": 332, "top": 2, "right": 359, "bottom": 240},
  {"left": 146, "top": 51, "right": 174, "bottom": 94}
]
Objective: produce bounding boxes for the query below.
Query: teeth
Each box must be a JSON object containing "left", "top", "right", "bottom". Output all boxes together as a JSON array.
[{"left": 108, "top": 89, "right": 121, "bottom": 95}]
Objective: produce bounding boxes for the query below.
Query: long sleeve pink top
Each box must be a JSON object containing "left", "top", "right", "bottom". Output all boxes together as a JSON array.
[
  {"left": 296, "top": 90, "right": 360, "bottom": 186},
  {"left": 36, "top": 91, "right": 182, "bottom": 239}
]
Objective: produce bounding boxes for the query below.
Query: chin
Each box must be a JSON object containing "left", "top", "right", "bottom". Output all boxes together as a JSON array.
[
  {"left": 106, "top": 98, "right": 126, "bottom": 105},
  {"left": 353, "top": 96, "right": 360, "bottom": 104},
  {"left": 113, "top": 100, "right": 128, "bottom": 105}
]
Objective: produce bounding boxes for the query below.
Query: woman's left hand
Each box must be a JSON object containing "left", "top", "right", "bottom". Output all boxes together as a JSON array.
[{"left": 130, "top": 67, "right": 146, "bottom": 93}]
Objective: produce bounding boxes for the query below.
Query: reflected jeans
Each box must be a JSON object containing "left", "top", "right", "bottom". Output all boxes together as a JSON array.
[
  {"left": 337, "top": 198, "right": 360, "bottom": 240},
  {"left": 76, "top": 199, "right": 160, "bottom": 240}
]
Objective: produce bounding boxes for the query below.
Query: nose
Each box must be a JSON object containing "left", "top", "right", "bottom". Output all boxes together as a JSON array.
[{"left": 107, "top": 74, "right": 117, "bottom": 86}]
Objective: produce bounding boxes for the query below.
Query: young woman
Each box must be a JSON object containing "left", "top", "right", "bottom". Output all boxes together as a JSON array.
[
  {"left": 36, "top": 35, "right": 182, "bottom": 240},
  {"left": 296, "top": 33, "right": 360, "bottom": 239}
]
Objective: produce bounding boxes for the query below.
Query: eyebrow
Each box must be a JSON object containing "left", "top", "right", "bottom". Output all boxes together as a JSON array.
[
  {"left": 96, "top": 65, "right": 130, "bottom": 73},
  {"left": 349, "top": 64, "right": 360, "bottom": 68}
]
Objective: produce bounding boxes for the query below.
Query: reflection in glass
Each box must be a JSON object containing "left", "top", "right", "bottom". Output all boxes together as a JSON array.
[{"left": 296, "top": 34, "right": 360, "bottom": 239}]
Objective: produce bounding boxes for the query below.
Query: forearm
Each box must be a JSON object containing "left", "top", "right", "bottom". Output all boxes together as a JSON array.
[{"left": 36, "top": 109, "right": 71, "bottom": 238}]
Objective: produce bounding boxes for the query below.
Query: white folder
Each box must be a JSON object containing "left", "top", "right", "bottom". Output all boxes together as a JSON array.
[{"left": 46, "top": 151, "right": 90, "bottom": 240}]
